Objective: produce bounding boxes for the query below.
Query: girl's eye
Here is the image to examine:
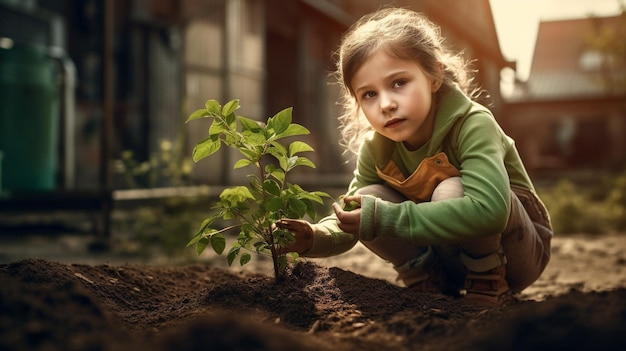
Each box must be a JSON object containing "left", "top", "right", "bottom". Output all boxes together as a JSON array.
[
  {"left": 393, "top": 80, "right": 407, "bottom": 88},
  {"left": 361, "top": 91, "right": 376, "bottom": 100}
]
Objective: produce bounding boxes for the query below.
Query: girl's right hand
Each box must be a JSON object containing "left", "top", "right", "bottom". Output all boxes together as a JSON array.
[
  {"left": 332, "top": 195, "right": 362, "bottom": 236},
  {"left": 274, "top": 219, "right": 314, "bottom": 254}
]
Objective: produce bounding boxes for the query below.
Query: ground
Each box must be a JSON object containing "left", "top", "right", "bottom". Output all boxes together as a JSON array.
[{"left": 1, "top": 233, "right": 626, "bottom": 351}]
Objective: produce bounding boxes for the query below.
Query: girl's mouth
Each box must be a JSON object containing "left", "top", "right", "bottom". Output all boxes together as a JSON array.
[{"left": 384, "top": 118, "right": 405, "bottom": 128}]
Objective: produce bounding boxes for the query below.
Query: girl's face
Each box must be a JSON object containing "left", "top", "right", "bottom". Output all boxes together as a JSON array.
[{"left": 351, "top": 50, "right": 441, "bottom": 151}]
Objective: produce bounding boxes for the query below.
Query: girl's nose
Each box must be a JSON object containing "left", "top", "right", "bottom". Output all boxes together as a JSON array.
[{"left": 380, "top": 93, "right": 397, "bottom": 114}]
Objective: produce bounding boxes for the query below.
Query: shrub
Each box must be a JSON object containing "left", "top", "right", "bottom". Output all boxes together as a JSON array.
[{"left": 537, "top": 172, "right": 626, "bottom": 234}]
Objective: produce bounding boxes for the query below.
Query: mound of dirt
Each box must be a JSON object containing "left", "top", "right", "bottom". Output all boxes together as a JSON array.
[{"left": 1, "top": 258, "right": 625, "bottom": 351}]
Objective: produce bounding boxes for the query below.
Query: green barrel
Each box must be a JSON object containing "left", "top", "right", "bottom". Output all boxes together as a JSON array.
[{"left": 0, "top": 40, "right": 59, "bottom": 192}]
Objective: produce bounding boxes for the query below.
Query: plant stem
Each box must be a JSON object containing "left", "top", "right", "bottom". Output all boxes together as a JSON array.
[
  {"left": 270, "top": 241, "right": 281, "bottom": 283},
  {"left": 257, "top": 159, "right": 283, "bottom": 282}
]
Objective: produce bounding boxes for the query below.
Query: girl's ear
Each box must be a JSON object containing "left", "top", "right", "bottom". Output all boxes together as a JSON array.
[
  {"left": 432, "top": 78, "right": 443, "bottom": 92},
  {"left": 431, "top": 62, "right": 444, "bottom": 92}
]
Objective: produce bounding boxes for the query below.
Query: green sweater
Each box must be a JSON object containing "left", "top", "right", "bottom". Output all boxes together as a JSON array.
[{"left": 305, "top": 86, "right": 536, "bottom": 257}]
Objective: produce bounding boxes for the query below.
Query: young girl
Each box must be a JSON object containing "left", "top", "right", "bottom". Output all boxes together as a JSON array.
[{"left": 277, "top": 7, "right": 552, "bottom": 306}]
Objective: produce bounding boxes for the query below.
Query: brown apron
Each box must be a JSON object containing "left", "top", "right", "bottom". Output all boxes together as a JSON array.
[{"left": 376, "top": 152, "right": 461, "bottom": 203}]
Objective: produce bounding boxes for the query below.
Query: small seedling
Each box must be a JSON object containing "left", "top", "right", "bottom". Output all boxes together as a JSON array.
[
  {"left": 186, "top": 99, "right": 330, "bottom": 281},
  {"left": 339, "top": 196, "right": 360, "bottom": 211}
]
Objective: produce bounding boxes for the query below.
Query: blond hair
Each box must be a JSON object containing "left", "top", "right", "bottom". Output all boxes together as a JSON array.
[{"left": 334, "top": 7, "right": 478, "bottom": 155}]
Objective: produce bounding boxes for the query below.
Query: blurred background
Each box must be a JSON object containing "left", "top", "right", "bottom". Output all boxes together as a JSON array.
[{"left": 0, "top": 0, "right": 624, "bottom": 264}]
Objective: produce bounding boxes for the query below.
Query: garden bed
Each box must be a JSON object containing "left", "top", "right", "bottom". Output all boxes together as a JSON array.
[{"left": 1, "top": 234, "right": 626, "bottom": 350}]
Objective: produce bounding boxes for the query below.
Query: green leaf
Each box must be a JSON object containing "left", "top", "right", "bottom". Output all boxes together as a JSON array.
[
  {"left": 224, "top": 110, "right": 237, "bottom": 129},
  {"left": 227, "top": 246, "right": 241, "bottom": 266},
  {"left": 186, "top": 108, "right": 211, "bottom": 123},
  {"left": 298, "top": 191, "right": 330, "bottom": 204},
  {"left": 285, "top": 156, "right": 298, "bottom": 171},
  {"left": 264, "top": 163, "right": 277, "bottom": 175},
  {"left": 266, "top": 166, "right": 285, "bottom": 183},
  {"left": 269, "top": 141, "right": 288, "bottom": 155},
  {"left": 219, "top": 186, "right": 255, "bottom": 205},
  {"left": 210, "top": 233, "right": 226, "bottom": 254},
  {"left": 196, "top": 236, "right": 209, "bottom": 255},
  {"left": 240, "top": 224, "right": 256, "bottom": 242},
  {"left": 305, "top": 200, "right": 317, "bottom": 220},
  {"left": 222, "top": 99, "right": 240, "bottom": 116},
  {"left": 209, "top": 119, "right": 227, "bottom": 136},
  {"left": 294, "top": 156, "right": 316, "bottom": 169},
  {"left": 268, "top": 107, "right": 292, "bottom": 135},
  {"left": 239, "top": 116, "right": 262, "bottom": 132},
  {"left": 288, "top": 197, "right": 307, "bottom": 218},
  {"left": 274, "top": 228, "right": 295, "bottom": 247},
  {"left": 187, "top": 226, "right": 216, "bottom": 247},
  {"left": 277, "top": 154, "right": 288, "bottom": 171},
  {"left": 287, "top": 183, "right": 305, "bottom": 193},
  {"left": 312, "top": 190, "right": 331, "bottom": 199},
  {"left": 193, "top": 216, "right": 217, "bottom": 239},
  {"left": 272, "top": 171, "right": 285, "bottom": 184},
  {"left": 243, "top": 130, "right": 268, "bottom": 146},
  {"left": 253, "top": 240, "right": 269, "bottom": 251},
  {"left": 263, "top": 197, "right": 284, "bottom": 212},
  {"left": 246, "top": 175, "right": 263, "bottom": 193},
  {"left": 239, "top": 253, "right": 251, "bottom": 266},
  {"left": 233, "top": 159, "right": 252, "bottom": 169},
  {"left": 268, "top": 148, "right": 287, "bottom": 168},
  {"left": 187, "top": 234, "right": 202, "bottom": 247},
  {"left": 223, "top": 133, "right": 238, "bottom": 147},
  {"left": 205, "top": 99, "right": 221, "bottom": 115},
  {"left": 192, "top": 137, "right": 221, "bottom": 162},
  {"left": 289, "top": 141, "right": 314, "bottom": 156},
  {"left": 221, "top": 207, "right": 237, "bottom": 220},
  {"left": 263, "top": 179, "right": 281, "bottom": 196},
  {"left": 277, "top": 123, "right": 310, "bottom": 138},
  {"left": 238, "top": 147, "right": 260, "bottom": 160}
]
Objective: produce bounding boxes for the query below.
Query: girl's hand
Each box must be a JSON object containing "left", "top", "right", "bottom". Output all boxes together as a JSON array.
[
  {"left": 333, "top": 195, "right": 362, "bottom": 236},
  {"left": 274, "top": 219, "right": 314, "bottom": 254}
]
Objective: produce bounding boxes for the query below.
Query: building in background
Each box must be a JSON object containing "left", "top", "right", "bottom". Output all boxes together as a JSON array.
[
  {"left": 500, "top": 14, "right": 626, "bottom": 175},
  {"left": 0, "top": 0, "right": 511, "bottom": 192}
]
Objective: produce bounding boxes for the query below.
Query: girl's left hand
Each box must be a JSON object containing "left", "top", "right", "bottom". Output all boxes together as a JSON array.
[{"left": 332, "top": 195, "right": 362, "bottom": 236}]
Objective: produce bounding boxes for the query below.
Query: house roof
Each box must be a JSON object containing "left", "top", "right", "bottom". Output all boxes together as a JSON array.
[
  {"left": 420, "top": 0, "right": 513, "bottom": 69},
  {"left": 302, "top": 0, "right": 512, "bottom": 69},
  {"left": 521, "top": 15, "right": 625, "bottom": 100}
]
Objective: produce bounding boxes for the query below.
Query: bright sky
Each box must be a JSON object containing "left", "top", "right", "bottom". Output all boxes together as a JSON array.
[{"left": 490, "top": 0, "right": 624, "bottom": 81}]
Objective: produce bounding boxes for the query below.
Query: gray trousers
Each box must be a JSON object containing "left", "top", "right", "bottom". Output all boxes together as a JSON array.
[{"left": 356, "top": 177, "right": 552, "bottom": 292}]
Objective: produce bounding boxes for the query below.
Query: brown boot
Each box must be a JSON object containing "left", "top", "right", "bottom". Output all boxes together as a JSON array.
[
  {"left": 460, "top": 248, "right": 512, "bottom": 306},
  {"left": 395, "top": 247, "right": 448, "bottom": 293}
]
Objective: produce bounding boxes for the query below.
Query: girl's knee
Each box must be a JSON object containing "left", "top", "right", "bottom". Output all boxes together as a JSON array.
[
  {"left": 355, "top": 184, "right": 406, "bottom": 203},
  {"left": 432, "top": 177, "right": 463, "bottom": 202}
]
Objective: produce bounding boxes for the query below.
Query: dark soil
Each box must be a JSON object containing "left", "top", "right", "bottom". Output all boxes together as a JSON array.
[{"left": 2, "top": 255, "right": 626, "bottom": 351}]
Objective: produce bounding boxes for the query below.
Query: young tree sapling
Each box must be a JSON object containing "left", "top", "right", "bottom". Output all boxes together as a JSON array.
[{"left": 186, "top": 99, "right": 330, "bottom": 281}]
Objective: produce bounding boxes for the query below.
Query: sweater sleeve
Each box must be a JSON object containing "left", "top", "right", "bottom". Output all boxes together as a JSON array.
[
  {"left": 301, "top": 135, "right": 383, "bottom": 257},
  {"left": 299, "top": 219, "right": 359, "bottom": 257},
  {"left": 359, "top": 112, "right": 511, "bottom": 246}
]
